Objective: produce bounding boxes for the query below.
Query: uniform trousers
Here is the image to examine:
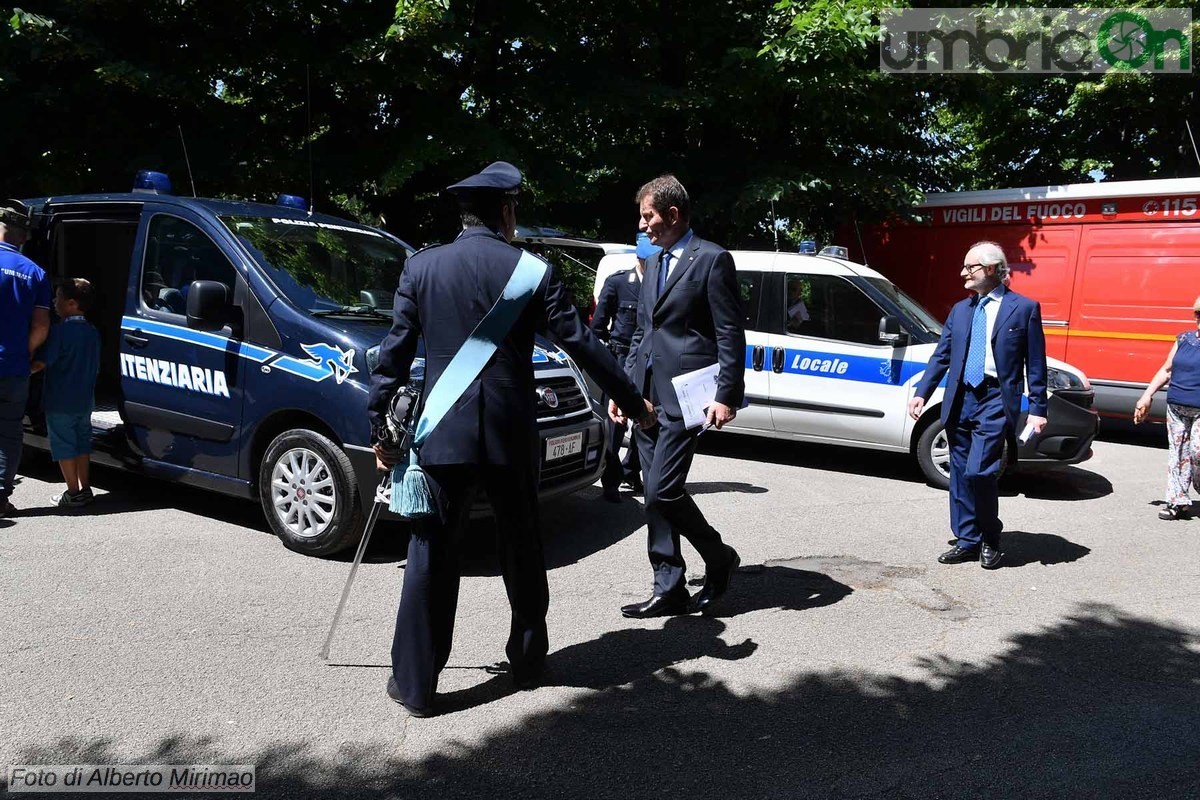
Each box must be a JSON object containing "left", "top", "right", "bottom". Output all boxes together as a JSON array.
[
  {"left": 0, "top": 377, "right": 28, "bottom": 504},
  {"left": 391, "top": 463, "right": 548, "bottom": 709},
  {"left": 632, "top": 374, "right": 729, "bottom": 596},
  {"left": 600, "top": 343, "right": 640, "bottom": 492},
  {"left": 946, "top": 379, "right": 1007, "bottom": 550}
]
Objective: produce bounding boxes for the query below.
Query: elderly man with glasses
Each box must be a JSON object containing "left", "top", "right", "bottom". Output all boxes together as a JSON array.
[{"left": 908, "top": 241, "right": 1048, "bottom": 569}]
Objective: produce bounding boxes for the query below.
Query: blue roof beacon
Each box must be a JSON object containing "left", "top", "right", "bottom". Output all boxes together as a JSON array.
[
  {"left": 798, "top": 239, "right": 818, "bottom": 254},
  {"left": 132, "top": 170, "right": 172, "bottom": 194},
  {"left": 276, "top": 194, "right": 309, "bottom": 211}
]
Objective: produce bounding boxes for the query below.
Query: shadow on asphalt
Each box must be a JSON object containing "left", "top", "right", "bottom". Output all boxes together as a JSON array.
[
  {"left": 12, "top": 452, "right": 273, "bottom": 532},
  {"left": 1097, "top": 418, "right": 1166, "bottom": 448},
  {"left": 696, "top": 432, "right": 920, "bottom": 483},
  {"left": 10, "top": 452, "right": 657, "bottom": 573},
  {"left": 9, "top": 604, "right": 1197, "bottom": 798},
  {"left": 995, "top": 531, "right": 1091, "bottom": 568},
  {"left": 1002, "top": 464, "right": 1113, "bottom": 501}
]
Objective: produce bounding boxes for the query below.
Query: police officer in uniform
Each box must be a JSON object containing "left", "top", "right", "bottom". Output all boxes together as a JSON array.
[
  {"left": 368, "top": 162, "right": 655, "bottom": 717},
  {"left": 590, "top": 232, "right": 659, "bottom": 500}
]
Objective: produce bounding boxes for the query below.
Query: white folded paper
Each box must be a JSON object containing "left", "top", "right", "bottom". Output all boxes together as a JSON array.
[
  {"left": 1018, "top": 421, "right": 1038, "bottom": 444},
  {"left": 671, "top": 363, "right": 720, "bottom": 429}
]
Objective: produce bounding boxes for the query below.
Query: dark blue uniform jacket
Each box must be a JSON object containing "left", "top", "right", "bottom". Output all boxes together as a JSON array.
[
  {"left": 590, "top": 268, "right": 641, "bottom": 347},
  {"left": 368, "top": 227, "right": 644, "bottom": 466}
]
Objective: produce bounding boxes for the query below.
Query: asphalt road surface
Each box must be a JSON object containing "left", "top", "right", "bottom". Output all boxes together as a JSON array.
[{"left": 2, "top": 425, "right": 1197, "bottom": 799}]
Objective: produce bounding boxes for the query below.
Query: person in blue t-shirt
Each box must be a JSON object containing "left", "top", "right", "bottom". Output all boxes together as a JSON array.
[
  {"left": 0, "top": 200, "right": 51, "bottom": 518},
  {"left": 32, "top": 278, "right": 101, "bottom": 508}
]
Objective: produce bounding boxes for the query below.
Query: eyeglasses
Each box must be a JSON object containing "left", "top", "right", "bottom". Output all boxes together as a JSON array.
[{"left": 961, "top": 263, "right": 987, "bottom": 275}]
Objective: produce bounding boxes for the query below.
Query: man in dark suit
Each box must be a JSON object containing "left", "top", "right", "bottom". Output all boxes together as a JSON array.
[
  {"left": 590, "top": 232, "right": 658, "bottom": 501},
  {"left": 368, "top": 161, "right": 655, "bottom": 716},
  {"left": 610, "top": 175, "right": 746, "bottom": 618},
  {"left": 908, "top": 241, "right": 1048, "bottom": 570}
]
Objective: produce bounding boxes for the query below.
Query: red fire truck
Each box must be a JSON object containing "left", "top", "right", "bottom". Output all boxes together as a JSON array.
[{"left": 848, "top": 178, "right": 1200, "bottom": 419}]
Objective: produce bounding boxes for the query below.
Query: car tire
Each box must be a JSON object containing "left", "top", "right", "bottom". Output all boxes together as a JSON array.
[
  {"left": 915, "top": 418, "right": 1009, "bottom": 491},
  {"left": 259, "top": 428, "right": 363, "bottom": 557},
  {"left": 916, "top": 420, "right": 952, "bottom": 490}
]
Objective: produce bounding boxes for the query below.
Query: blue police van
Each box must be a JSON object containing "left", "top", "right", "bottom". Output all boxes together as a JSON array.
[{"left": 19, "top": 172, "right": 608, "bottom": 555}]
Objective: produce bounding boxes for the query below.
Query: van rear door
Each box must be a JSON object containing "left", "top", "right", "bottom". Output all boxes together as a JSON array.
[
  {"left": 120, "top": 207, "right": 248, "bottom": 477},
  {"left": 1067, "top": 222, "right": 1200, "bottom": 393}
]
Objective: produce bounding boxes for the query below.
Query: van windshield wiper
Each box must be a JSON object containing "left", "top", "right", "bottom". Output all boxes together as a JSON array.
[{"left": 309, "top": 305, "right": 392, "bottom": 320}]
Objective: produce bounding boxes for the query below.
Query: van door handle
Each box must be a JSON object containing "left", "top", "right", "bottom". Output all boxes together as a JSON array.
[
  {"left": 752, "top": 345, "right": 765, "bottom": 371},
  {"left": 772, "top": 347, "right": 785, "bottom": 373},
  {"left": 123, "top": 332, "right": 149, "bottom": 347}
]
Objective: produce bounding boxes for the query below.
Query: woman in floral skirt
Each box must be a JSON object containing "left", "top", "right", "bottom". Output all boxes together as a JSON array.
[{"left": 1135, "top": 296, "right": 1200, "bottom": 519}]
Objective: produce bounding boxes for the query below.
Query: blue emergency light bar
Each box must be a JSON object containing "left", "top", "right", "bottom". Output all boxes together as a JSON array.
[
  {"left": 133, "top": 170, "right": 172, "bottom": 194},
  {"left": 276, "top": 194, "right": 309, "bottom": 211},
  {"left": 798, "top": 239, "right": 817, "bottom": 254}
]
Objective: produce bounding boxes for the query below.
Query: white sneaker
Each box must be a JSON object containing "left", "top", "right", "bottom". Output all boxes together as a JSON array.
[{"left": 51, "top": 491, "right": 88, "bottom": 509}]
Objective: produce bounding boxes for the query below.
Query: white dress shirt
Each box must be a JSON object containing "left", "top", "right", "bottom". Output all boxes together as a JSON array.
[
  {"left": 981, "top": 285, "right": 1006, "bottom": 379},
  {"left": 661, "top": 229, "right": 694, "bottom": 283}
]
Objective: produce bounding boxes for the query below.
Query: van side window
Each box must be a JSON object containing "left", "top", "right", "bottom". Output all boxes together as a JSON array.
[
  {"left": 785, "top": 273, "right": 885, "bottom": 346},
  {"left": 736, "top": 270, "right": 764, "bottom": 329},
  {"left": 142, "top": 216, "right": 236, "bottom": 317}
]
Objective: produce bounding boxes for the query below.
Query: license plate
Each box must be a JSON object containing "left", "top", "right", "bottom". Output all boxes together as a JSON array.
[{"left": 545, "top": 432, "right": 583, "bottom": 461}]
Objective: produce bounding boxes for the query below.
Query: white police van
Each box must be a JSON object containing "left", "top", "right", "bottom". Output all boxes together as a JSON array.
[
  {"left": 18, "top": 172, "right": 609, "bottom": 556},
  {"left": 592, "top": 248, "right": 1099, "bottom": 488}
]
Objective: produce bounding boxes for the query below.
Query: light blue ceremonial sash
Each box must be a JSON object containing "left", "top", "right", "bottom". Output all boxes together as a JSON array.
[{"left": 391, "top": 250, "right": 549, "bottom": 517}]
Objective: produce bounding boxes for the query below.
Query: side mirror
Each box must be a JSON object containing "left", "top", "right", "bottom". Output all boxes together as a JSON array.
[
  {"left": 878, "top": 315, "right": 908, "bottom": 346},
  {"left": 186, "top": 280, "right": 229, "bottom": 332}
]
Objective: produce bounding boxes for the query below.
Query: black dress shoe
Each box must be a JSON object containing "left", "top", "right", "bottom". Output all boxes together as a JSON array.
[
  {"left": 386, "top": 676, "right": 435, "bottom": 717},
  {"left": 692, "top": 546, "right": 741, "bottom": 614},
  {"left": 623, "top": 477, "right": 644, "bottom": 494},
  {"left": 602, "top": 486, "right": 621, "bottom": 503},
  {"left": 937, "top": 545, "right": 980, "bottom": 564},
  {"left": 621, "top": 591, "right": 690, "bottom": 618},
  {"left": 980, "top": 543, "right": 1003, "bottom": 569}
]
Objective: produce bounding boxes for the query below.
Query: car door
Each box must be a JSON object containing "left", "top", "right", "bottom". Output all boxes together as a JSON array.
[
  {"left": 764, "top": 270, "right": 909, "bottom": 447},
  {"left": 119, "top": 208, "right": 247, "bottom": 476}
]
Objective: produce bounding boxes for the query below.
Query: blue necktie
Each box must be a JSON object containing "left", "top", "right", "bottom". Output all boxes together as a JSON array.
[
  {"left": 647, "top": 252, "right": 671, "bottom": 369},
  {"left": 964, "top": 296, "right": 991, "bottom": 388}
]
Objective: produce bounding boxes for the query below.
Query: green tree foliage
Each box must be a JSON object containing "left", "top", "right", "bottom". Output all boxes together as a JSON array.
[
  {"left": 4, "top": 0, "right": 1196, "bottom": 254},
  {"left": 863, "top": 2, "right": 1200, "bottom": 189}
]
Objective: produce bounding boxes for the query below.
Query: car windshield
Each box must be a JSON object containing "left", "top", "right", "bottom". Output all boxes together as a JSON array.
[
  {"left": 865, "top": 277, "right": 943, "bottom": 337},
  {"left": 220, "top": 215, "right": 411, "bottom": 317}
]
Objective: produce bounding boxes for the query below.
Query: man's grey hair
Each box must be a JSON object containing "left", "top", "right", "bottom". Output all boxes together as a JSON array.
[
  {"left": 970, "top": 240, "right": 1009, "bottom": 281},
  {"left": 636, "top": 175, "right": 691, "bottom": 221}
]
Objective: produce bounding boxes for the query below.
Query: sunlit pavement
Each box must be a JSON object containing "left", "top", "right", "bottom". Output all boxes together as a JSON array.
[{"left": 2, "top": 428, "right": 1196, "bottom": 799}]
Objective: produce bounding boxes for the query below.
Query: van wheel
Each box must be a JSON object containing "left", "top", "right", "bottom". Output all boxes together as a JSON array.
[
  {"left": 916, "top": 421, "right": 953, "bottom": 490},
  {"left": 259, "top": 429, "right": 363, "bottom": 556},
  {"left": 915, "top": 419, "right": 1008, "bottom": 491}
]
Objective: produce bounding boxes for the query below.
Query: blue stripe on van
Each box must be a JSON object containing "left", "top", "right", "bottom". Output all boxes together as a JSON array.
[
  {"left": 745, "top": 345, "right": 926, "bottom": 386},
  {"left": 121, "top": 316, "right": 275, "bottom": 362},
  {"left": 270, "top": 355, "right": 336, "bottom": 381}
]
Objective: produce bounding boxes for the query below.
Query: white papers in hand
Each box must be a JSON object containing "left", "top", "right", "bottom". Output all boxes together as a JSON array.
[
  {"left": 1018, "top": 421, "right": 1038, "bottom": 444},
  {"left": 671, "top": 363, "right": 720, "bottom": 429}
]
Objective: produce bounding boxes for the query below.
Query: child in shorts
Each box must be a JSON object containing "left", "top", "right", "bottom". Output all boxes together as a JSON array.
[{"left": 33, "top": 278, "right": 101, "bottom": 508}]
